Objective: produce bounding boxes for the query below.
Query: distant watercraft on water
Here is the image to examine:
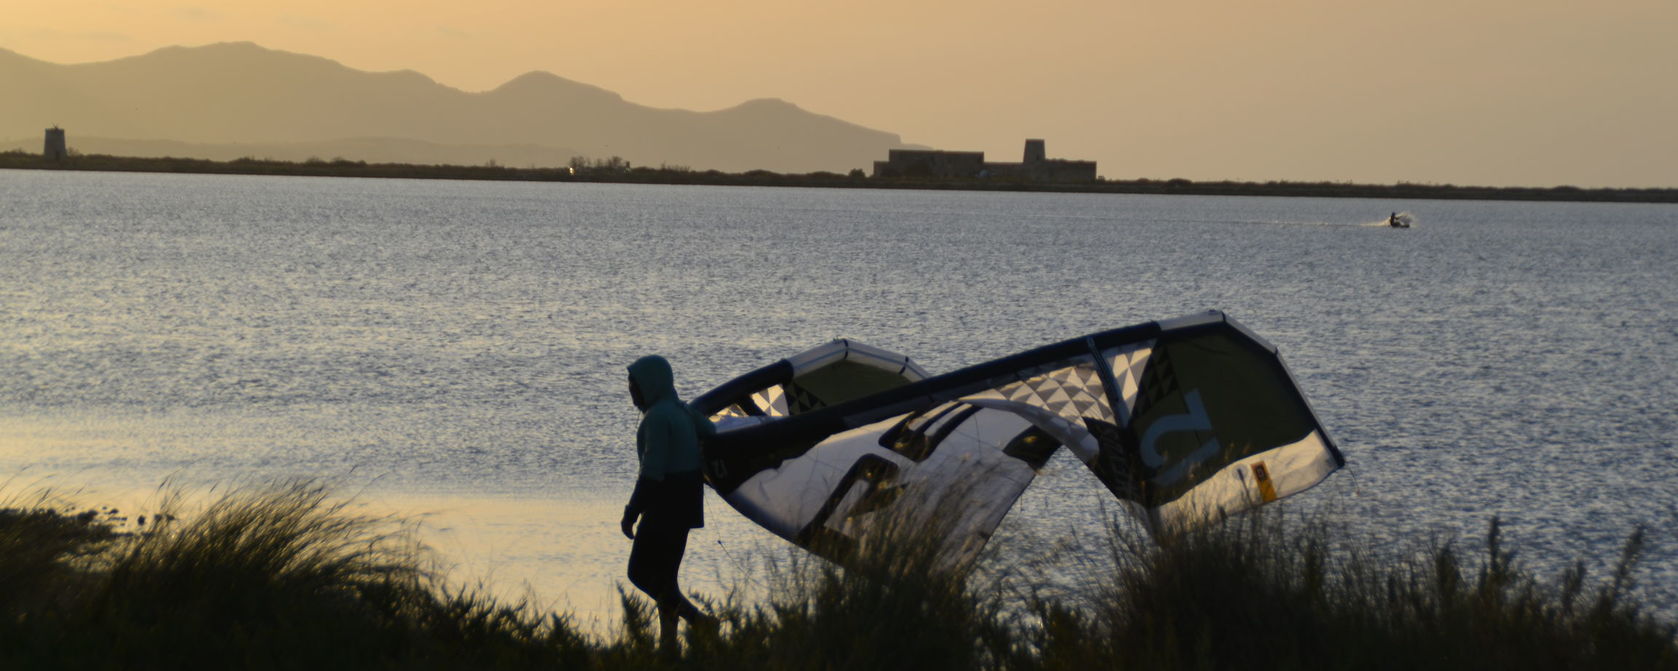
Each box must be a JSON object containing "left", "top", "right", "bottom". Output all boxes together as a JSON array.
[{"left": 1387, "top": 212, "right": 1412, "bottom": 228}]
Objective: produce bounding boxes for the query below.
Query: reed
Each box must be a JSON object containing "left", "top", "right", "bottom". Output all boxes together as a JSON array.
[
  {"left": 0, "top": 480, "right": 594, "bottom": 669},
  {"left": 0, "top": 479, "right": 1673, "bottom": 669},
  {"left": 1014, "top": 513, "right": 1678, "bottom": 670},
  {"left": 688, "top": 499, "right": 1012, "bottom": 671},
  {"left": 0, "top": 488, "right": 120, "bottom": 623}
]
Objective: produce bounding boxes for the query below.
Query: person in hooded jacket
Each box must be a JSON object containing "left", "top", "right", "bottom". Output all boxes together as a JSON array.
[{"left": 621, "top": 355, "right": 717, "bottom": 652}]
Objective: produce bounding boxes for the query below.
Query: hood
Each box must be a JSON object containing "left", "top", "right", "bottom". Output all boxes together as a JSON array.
[{"left": 627, "top": 355, "right": 677, "bottom": 408}]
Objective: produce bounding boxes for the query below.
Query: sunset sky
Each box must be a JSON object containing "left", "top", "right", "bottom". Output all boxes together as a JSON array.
[{"left": 5, "top": 0, "right": 1674, "bottom": 187}]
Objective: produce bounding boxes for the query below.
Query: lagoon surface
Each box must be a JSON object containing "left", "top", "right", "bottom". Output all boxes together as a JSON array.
[{"left": 2, "top": 169, "right": 1675, "bottom": 623}]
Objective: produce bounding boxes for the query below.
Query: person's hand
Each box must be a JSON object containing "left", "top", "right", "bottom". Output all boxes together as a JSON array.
[{"left": 620, "top": 507, "right": 639, "bottom": 540}]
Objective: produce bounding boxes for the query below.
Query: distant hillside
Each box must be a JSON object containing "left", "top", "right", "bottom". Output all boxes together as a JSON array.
[{"left": 0, "top": 42, "right": 909, "bottom": 173}]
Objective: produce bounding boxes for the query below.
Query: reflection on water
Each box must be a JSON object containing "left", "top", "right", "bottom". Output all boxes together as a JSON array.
[{"left": 2, "top": 169, "right": 1675, "bottom": 622}]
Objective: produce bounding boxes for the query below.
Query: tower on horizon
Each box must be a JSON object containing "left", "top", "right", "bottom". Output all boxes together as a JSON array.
[
  {"left": 1023, "top": 139, "right": 1046, "bottom": 164},
  {"left": 43, "top": 127, "right": 67, "bottom": 160}
]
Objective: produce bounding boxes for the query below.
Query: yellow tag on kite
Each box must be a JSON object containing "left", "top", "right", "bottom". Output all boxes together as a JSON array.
[{"left": 1251, "top": 462, "right": 1278, "bottom": 503}]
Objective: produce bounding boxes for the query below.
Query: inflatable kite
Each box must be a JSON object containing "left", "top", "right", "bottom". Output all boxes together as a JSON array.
[{"left": 691, "top": 311, "right": 1344, "bottom": 565}]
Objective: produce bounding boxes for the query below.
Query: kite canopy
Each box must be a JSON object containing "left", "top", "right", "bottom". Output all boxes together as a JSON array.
[{"left": 691, "top": 311, "right": 1345, "bottom": 566}]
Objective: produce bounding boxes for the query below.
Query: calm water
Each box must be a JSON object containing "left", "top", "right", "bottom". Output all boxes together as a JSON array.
[{"left": 2, "top": 169, "right": 1675, "bottom": 622}]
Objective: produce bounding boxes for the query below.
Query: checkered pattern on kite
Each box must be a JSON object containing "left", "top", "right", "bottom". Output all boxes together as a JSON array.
[
  {"left": 1103, "top": 341, "right": 1155, "bottom": 426},
  {"left": 783, "top": 382, "right": 826, "bottom": 415},
  {"left": 710, "top": 404, "right": 751, "bottom": 421},
  {"left": 751, "top": 385, "right": 790, "bottom": 417},
  {"left": 997, "top": 360, "right": 1115, "bottom": 425},
  {"left": 1084, "top": 418, "right": 1143, "bottom": 501},
  {"left": 1132, "top": 345, "right": 1178, "bottom": 418}
]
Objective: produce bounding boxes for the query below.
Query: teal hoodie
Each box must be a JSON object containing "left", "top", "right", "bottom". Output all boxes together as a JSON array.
[{"left": 627, "top": 355, "right": 715, "bottom": 481}]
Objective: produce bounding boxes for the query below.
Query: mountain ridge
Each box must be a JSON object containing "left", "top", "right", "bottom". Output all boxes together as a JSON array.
[{"left": 1, "top": 42, "right": 908, "bottom": 172}]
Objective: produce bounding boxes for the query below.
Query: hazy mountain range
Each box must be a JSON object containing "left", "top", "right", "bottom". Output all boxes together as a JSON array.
[{"left": 1, "top": 42, "right": 911, "bottom": 172}]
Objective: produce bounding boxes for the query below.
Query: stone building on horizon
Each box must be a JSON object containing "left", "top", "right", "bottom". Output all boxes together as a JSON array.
[
  {"left": 872, "top": 139, "right": 1096, "bottom": 183},
  {"left": 43, "top": 126, "right": 68, "bottom": 160}
]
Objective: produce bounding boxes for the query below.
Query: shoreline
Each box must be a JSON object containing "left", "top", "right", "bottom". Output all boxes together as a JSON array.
[{"left": 5, "top": 151, "right": 1674, "bottom": 204}]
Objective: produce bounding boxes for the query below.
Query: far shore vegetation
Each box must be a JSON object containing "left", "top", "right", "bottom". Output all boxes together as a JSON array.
[
  {"left": 4, "top": 149, "right": 1675, "bottom": 204},
  {"left": 2, "top": 478, "right": 1673, "bottom": 669}
]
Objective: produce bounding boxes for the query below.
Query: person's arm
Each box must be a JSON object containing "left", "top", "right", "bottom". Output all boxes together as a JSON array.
[
  {"left": 622, "top": 412, "right": 674, "bottom": 539},
  {"left": 622, "top": 479, "right": 648, "bottom": 539},
  {"left": 639, "top": 411, "right": 673, "bottom": 481}
]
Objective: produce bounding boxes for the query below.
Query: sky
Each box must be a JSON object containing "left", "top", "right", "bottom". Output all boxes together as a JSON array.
[{"left": 5, "top": 0, "right": 1676, "bottom": 187}]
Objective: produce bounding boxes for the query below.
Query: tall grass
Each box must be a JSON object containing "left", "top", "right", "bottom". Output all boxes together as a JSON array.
[
  {"left": 0, "top": 479, "right": 1673, "bottom": 669},
  {"left": 0, "top": 480, "right": 591, "bottom": 669},
  {"left": 690, "top": 504, "right": 1014, "bottom": 671},
  {"left": 0, "top": 489, "right": 119, "bottom": 624},
  {"left": 1013, "top": 514, "right": 1678, "bottom": 670}
]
